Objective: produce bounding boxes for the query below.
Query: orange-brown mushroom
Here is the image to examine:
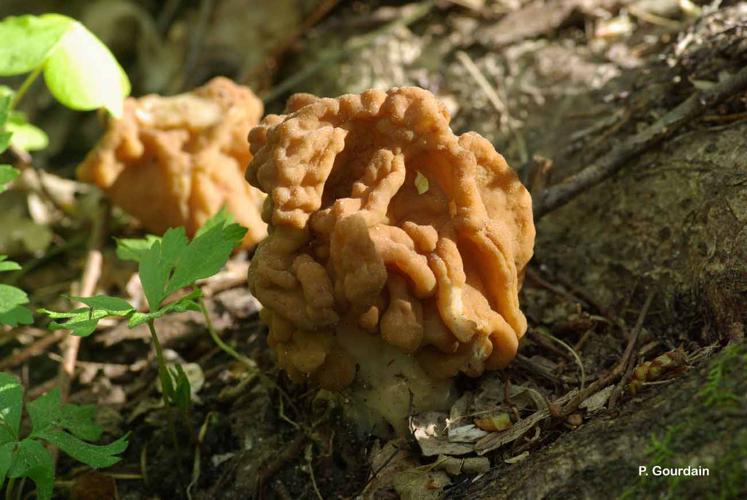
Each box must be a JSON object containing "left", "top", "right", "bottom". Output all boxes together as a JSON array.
[
  {"left": 78, "top": 77, "right": 267, "bottom": 247},
  {"left": 247, "top": 87, "right": 535, "bottom": 432}
]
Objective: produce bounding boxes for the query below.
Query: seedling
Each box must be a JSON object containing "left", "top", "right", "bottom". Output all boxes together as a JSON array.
[
  {"left": 0, "top": 373, "right": 128, "bottom": 500},
  {"left": 42, "top": 209, "right": 248, "bottom": 410}
]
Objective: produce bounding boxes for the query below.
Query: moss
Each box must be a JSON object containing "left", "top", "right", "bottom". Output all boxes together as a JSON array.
[
  {"left": 620, "top": 344, "right": 747, "bottom": 499},
  {"left": 699, "top": 344, "right": 747, "bottom": 408}
]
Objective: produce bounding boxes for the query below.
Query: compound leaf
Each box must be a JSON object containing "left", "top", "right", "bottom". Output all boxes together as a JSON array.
[
  {"left": 7, "top": 439, "right": 54, "bottom": 500},
  {"left": 0, "top": 373, "right": 23, "bottom": 444},
  {"left": 34, "top": 429, "right": 128, "bottom": 469}
]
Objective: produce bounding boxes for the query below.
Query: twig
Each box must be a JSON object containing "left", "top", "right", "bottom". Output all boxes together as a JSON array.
[
  {"left": 58, "top": 202, "right": 109, "bottom": 401},
  {"left": 559, "top": 291, "right": 655, "bottom": 417},
  {"left": 0, "top": 329, "right": 67, "bottom": 371},
  {"left": 256, "top": 433, "right": 308, "bottom": 493},
  {"left": 455, "top": 50, "right": 528, "bottom": 162},
  {"left": 306, "top": 446, "right": 324, "bottom": 500},
  {"left": 609, "top": 291, "right": 657, "bottom": 407},
  {"left": 455, "top": 51, "right": 509, "bottom": 118},
  {"left": 535, "top": 64, "right": 747, "bottom": 218},
  {"left": 263, "top": 1, "right": 434, "bottom": 103}
]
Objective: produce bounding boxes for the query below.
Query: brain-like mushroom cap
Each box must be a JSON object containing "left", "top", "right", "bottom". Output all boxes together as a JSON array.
[
  {"left": 247, "top": 87, "right": 535, "bottom": 391},
  {"left": 78, "top": 77, "right": 267, "bottom": 246}
]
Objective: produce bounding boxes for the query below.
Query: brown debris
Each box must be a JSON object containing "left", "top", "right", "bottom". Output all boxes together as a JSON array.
[
  {"left": 246, "top": 87, "right": 535, "bottom": 390},
  {"left": 78, "top": 77, "right": 267, "bottom": 247}
]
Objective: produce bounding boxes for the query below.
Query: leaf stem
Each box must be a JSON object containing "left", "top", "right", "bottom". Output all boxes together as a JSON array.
[
  {"left": 5, "top": 477, "right": 14, "bottom": 500},
  {"left": 11, "top": 65, "right": 43, "bottom": 111},
  {"left": 197, "top": 296, "right": 257, "bottom": 372},
  {"left": 146, "top": 319, "right": 172, "bottom": 402}
]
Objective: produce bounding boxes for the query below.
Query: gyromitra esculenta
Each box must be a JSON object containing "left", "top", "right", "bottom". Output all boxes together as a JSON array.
[
  {"left": 78, "top": 77, "right": 267, "bottom": 247},
  {"left": 247, "top": 87, "right": 535, "bottom": 433}
]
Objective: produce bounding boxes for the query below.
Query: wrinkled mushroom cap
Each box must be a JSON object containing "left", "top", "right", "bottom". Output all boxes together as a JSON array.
[
  {"left": 247, "top": 87, "right": 535, "bottom": 392},
  {"left": 78, "top": 77, "right": 267, "bottom": 246}
]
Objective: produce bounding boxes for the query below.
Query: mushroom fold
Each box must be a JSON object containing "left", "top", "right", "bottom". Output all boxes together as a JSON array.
[
  {"left": 247, "top": 87, "right": 535, "bottom": 392},
  {"left": 78, "top": 77, "right": 267, "bottom": 247}
]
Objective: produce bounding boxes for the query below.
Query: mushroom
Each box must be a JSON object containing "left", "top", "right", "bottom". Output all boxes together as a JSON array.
[
  {"left": 247, "top": 87, "right": 535, "bottom": 433},
  {"left": 78, "top": 77, "right": 267, "bottom": 247}
]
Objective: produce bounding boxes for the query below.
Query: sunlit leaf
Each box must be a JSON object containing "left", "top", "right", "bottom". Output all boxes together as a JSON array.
[
  {"left": 0, "top": 14, "right": 130, "bottom": 116},
  {"left": 0, "top": 166, "right": 18, "bottom": 193},
  {"left": 0, "top": 256, "right": 21, "bottom": 273},
  {"left": 0, "top": 284, "right": 28, "bottom": 315},
  {"left": 0, "top": 14, "right": 72, "bottom": 76},
  {"left": 6, "top": 112, "right": 48, "bottom": 152},
  {"left": 42, "top": 21, "right": 130, "bottom": 116}
]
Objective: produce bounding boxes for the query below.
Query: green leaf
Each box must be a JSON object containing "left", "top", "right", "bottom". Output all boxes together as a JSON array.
[
  {"left": 34, "top": 429, "right": 128, "bottom": 469},
  {"left": 118, "top": 209, "right": 245, "bottom": 316},
  {"left": 0, "top": 306, "right": 33, "bottom": 327},
  {"left": 0, "top": 14, "right": 130, "bottom": 116},
  {"left": 170, "top": 364, "right": 192, "bottom": 412},
  {"left": 0, "top": 255, "right": 21, "bottom": 273},
  {"left": 40, "top": 295, "right": 134, "bottom": 336},
  {"left": 40, "top": 307, "right": 109, "bottom": 337},
  {"left": 69, "top": 295, "right": 133, "bottom": 315},
  {"left": 27, "top": 389, "right": 63, "bottom": 433},
  {"left": 0, "top": 284, "right": 28, "bottom": 315},
  {"left": 115, "top": 235, "right": 160, "bottom": 262},
  {"left": 0, "top": 441, "right": 15, "bottom": 491},
  {"left": 7, "top": 112, "right": 48, "bottom": 152},
  {"left": 0, "top": 93, "right": 10, "bottom": 125},
  {"left": 138, "top": 227, "right": 188, "bottom": 310},
  {"left": 0, "top": 14, "right": 73, "bottom": 76},
  {"left": 7, "top": 439, "right": 54, "bottom": 500},
  {"left": 166, "top": 211, "right": 247, "bottom": 295},
  {"left": 59, "top": 404, "right": 101, "bottom": 442},
  {"left": 42, "top": 20, "right": 130, "bottom": 116},
  {"left": 0, "top": 165, "right": 19, "bottom": 193},
  {"left": 128, "top": 290, "right": 201, "bottom": 328},
  {"left": 0, "top": 373, "right": 23, "bottom": 445}
]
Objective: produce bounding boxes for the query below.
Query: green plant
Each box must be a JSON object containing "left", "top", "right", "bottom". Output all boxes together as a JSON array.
[
  {"left": 0, "top": 13, "right": 130, "bottom": 160},
  {"left": 0, "top": 372, "right": 128, "bottom": 500},
  {"left": 699, "top": 344, "right": 745, "bottom": 408},
  {"left": 41, "top": 208, "right": 247, "bottom": 409},
  {"left": 0, "top": 13, "right": 130, "bottom": 118},
  {"left": 0, "top": 97, "right": 32, "bottom": 328}
]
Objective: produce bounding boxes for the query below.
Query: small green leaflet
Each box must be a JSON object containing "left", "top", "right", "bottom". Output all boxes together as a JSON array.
[
  {"left": 0, "top": 257, "right": 32, "bottom": 326},
  {"left": 0, "top": 166, "right": 19, "bottom": 193},
  {"left": 0, "top": 14, "right": 130, "bottom": 116},
  {"left": 6, "top": 111, "right": 48, "bottom": 152},
  {"left": 0, "top": 372, "right": 23, "bottom": 444},
  {"left": 0, "top": 95, "right": 16, "bottom": 192},
  {"left": 115, "top": 234, "right": 161, "bottom": 262},
  {"left": 0, "top": 374, "right": 128, "bottom": 500},
  {"left": 0, "top": 255, "right": 21, "bottom": 273},
  {"left": 41, "top": 295, "right": 134, "bottom": 337}
]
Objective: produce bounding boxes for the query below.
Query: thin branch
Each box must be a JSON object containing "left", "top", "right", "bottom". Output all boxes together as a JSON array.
[
  {"left": 58, "top": 201, "right": 109, "bottom": 401},
  {"left": 559, "top": 291, "right": 655, "bottom": 417},
  {"left": 535, "top": 64, "right": 747, "bottom": 218}
]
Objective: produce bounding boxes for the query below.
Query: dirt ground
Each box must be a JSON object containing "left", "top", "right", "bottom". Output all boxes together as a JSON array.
[{"left": 0, "top": 1, "right": 745, "bottom": 499}]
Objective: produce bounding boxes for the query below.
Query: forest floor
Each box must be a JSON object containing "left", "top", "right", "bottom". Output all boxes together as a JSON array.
[{"left": 0, "top": 0, "right": 746, "bottom": 499}]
